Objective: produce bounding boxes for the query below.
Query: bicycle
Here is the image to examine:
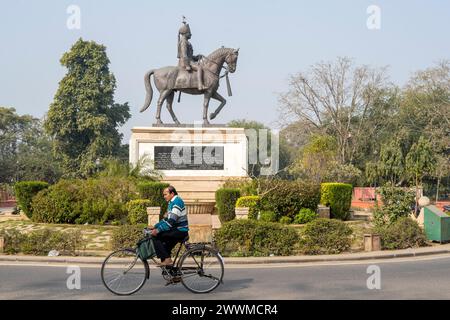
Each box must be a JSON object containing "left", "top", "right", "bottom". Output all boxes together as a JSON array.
[{"left": 101, "top": 228, "right": 224, "bottom": 295}]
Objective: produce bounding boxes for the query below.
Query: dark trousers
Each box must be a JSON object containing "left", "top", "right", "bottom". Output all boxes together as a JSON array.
[{"left": 153, "top": 229, "right": 188, "bottom": 262}]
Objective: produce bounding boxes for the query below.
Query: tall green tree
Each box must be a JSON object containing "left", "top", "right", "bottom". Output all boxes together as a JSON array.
[
  {"left": 0, "top": 107, "right": 61, "bottom": 183},
  {"left": 378, "top": 138, "right": 405, "bottom": 185},
  {"left": 406, "top": 136, "right": 437, "bottom": 202},
  {"left": 45, "top": 38, "right": 130, "bottom": 178}
]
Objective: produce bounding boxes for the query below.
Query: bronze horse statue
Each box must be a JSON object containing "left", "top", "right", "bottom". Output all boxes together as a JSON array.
[{"left": 140, "top": 47, "right": 239, "bottom": 125}]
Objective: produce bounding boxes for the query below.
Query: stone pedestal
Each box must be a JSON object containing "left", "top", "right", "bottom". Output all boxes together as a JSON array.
[
  {"left": 130, "top": 126, "right": 248, "bottom": 203},
  {"left": 235, "top": 207, "right": 249, "bottom": 219},
  {"left": 364, "top": 234, "right": 381, "bottom": 251},
  {"left": 317, "top": 205, "right": 330, "bottom": 219},
  {"left": 147, "top": 207, "right": 160, "bottom": 227}
]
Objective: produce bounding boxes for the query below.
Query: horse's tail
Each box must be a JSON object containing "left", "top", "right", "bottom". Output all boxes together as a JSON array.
[{"left": 140, "top": 70, "right": 155, "bottom": 113}]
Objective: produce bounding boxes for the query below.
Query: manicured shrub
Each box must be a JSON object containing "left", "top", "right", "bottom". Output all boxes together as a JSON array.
[
  {"left": 260, "top": 180, "right": 320, "bottom": 219},
  {"left": 279, "top": 216, "right": 292, "bottom": 224},
  {"left": 31, "top": 177, "right": 137, "bottom": 224},
  {"left": 31, "top": 179, "right": 83, "bottom": 224},
  {"left": 222, "top": 178, "right": 258, "bottom": 196},
  {"left": 293, "top": 208, "right": 318, "bottom": 224},
  {"left": 14, "top": 181, "right": 49, "bottom": 218},
  {"left": 215, "top": 188, "right": 241, "bottom": 223},
  {"left": 110, "top": 224, "right": 147, "bottom": 250},
  {"left": 320, "top": 183, "right": 353, "bottom": 220},
  {"left": 236, "top": 196, "right": 260, "bottom": 220},
  {"left": 0, "top": 229, "right": 27, "bottom": 254},
  {"left": 137, "top": 182, "right": 169, "bottom": 217},
  {"left": 374, "top": 217, "right": 427, "bottom": 250},
  {"left": 259, "top": 210, "right": 278, "bottom": 222},
  {"left": 0, "top": 229, "right": 85, "bottom": 256},
  {"left": 373, "top": 183, "right": 416, "bottom": 226},
  {"left": 300, "top": 218, "right": 353, "bottom": 255},
  {"left": 127, "top": 199, "right": 153, "bottom": 225},
  {"left": 214, "top": 219, "right": 300, "bottom": 256}
]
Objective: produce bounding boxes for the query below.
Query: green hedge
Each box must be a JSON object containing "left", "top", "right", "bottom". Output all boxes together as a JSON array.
[
  {"left": 137, "top": 182, "right": 169, "bottom": 217},
  {"left": 127, "top": 199, "right": 153, "bottom": 225},
  {"left": 31, "top": 177, "right": 137, "bottom": 224},
  {"left": 300, "top": 218, "right": 353, "bottom": 255},
  {"left": 236, "top": 196, "right": 260, "bottom": 220},
  {"left": 293, "top": 208, "right": 318, "bottom": 224},
  {"left": 320, "top": 183, "right": 353, "bottom": 220},
  {"left": 0, "top": 229, "right": 85, "bottom": 256},
  {"left": 374, "top": 217, "right": 427, "bottom": 250},
  {"left": 215, "top": 188, "right": 241, "bottom": 223},
  {"left": 222, "top": 178, "right": 258, "bottom": 196},
  {"left": 214, "top": 219, "right": 299, "bottom": 256},
  {"left": 14, "top": 181, "right": 49, "bottom": 218},
  {"left": 110, "top": 224, "right": 147, "bottom": 250},
  {"left": 260, "top": 180, "right": 321, "bottom": 219}
]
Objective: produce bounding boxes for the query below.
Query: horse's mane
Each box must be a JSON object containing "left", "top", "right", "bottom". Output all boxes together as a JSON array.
[{"left": 206, "top": 47, "right": 234, "bottom": 61}]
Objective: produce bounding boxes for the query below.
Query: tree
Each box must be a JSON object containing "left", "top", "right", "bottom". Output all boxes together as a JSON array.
[
  {"left": 434, "top": 155, "right": 450, "bottom": 202},
  {"left": 290, "top": 134, "right": 337, "bottom": 183},
  {"left": 0, "top": 107, "right": 61, "bottom": 184},
  {"left": 278, "top": 56, "right": 388, "bottom": 165},
  {"left": 228, "top": 119, "right": 292, "bottom": 178},
  {"left": 378, "top": 138, "right": 405, "bottom": 185},
  {"left": 45, "top": 38, "right": 130, "bottom": 178},
  {"left": 406, "top": 136, "right": 437, "bottom": 210}
]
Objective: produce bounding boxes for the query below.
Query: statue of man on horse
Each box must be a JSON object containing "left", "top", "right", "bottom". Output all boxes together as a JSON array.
[{"left": 140, "top": 17, "right": 239, "bottom": 125}]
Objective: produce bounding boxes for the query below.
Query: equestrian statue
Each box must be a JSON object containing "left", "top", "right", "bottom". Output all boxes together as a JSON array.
[{"left": 140, "top": 17, "right": 239, "bottom": 125}]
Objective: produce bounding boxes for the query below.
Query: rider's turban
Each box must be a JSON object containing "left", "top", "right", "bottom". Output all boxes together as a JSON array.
[{"left": 179, "top": 22, "right": 191, "bottom": 35}]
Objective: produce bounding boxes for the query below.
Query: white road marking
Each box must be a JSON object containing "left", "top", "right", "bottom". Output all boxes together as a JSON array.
[{"left": 1, "top": 253, "right": 450, "bottom": 269}]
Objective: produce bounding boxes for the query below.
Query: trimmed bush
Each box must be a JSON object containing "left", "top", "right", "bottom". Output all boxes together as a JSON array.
[
  {"left": 0, "top": 229, "right": 27, "bottom": 254},
  {"left": 14, "top": 181, "right": 49, "bottom": 218},
  {"left": 215, "top": 188, "right": 241, "bottom": 223},
  {"left": 279, "top": 216, "right": 292, "bottom": 224},
  {"left": 31, "top": 177, "right": 137, "bottom": 224},
  {"left": 293, "top": 208, "right": 318, "bottom": 224},
  {"left": 137, "top": 182, "right": 169, "bottom": 217},
  {"left": 127, "top": 199, "right": 153, "bottom": 225},
  {"left": 214, "top": 219, "right": 300, "bottom": 256},
  {"left": 300, "top": 218, "right": 353, "bottom": 255},
  {"left": 236, "top": 196, "right": 260, "bottom": 220},
  {"left": 260, "top": 180, "right": 320, "bottom": 219},
  {"left": 374, "top": 217, "right": 427, "bottom": 250},
  {"left": 0, "top": 229, "right": 85, "bottom": 256},
  {"left": 259, "top": 210, "right": 278, "bottom": 222},
  {"left": 320, "top": 183, "right": 353, "bottom": 220},
  {"left": 222, "top": 178, "right": 258, "bottom": 196},
  {"left": 110, "top": 224, "right": 147, "bottom": 250}
]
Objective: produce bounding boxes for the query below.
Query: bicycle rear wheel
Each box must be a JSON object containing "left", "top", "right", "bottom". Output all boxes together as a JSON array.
[
  {"left": 179, "top": 246, "right": 224, "bottom": 294},
  {"left": 101, "top": 248, "right": 148, "bottom": 296}
]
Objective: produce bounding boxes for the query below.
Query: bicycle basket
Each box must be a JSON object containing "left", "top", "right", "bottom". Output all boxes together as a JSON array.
[{"left": 137, "top": 237, "right": 156, "bottom": 260}]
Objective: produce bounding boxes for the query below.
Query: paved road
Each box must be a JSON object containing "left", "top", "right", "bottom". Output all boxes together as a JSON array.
[{"left": 1, "top": 254, "right": 450, "bottom": 299}]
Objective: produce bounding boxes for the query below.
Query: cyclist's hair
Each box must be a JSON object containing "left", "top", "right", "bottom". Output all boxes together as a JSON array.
[{"left": 166, "top": 185, "right": 178, "bottom": 195}]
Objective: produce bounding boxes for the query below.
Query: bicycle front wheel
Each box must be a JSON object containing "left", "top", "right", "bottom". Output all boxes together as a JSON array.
[
  {"left": 101, "top": 248, "right": 148, "bottom": 296},
  {"left": 179, "top": 246, "right": 224, "bottom": 294}
]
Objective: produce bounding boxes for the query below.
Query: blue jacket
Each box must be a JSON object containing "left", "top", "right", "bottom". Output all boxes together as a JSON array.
[{"left": 155, "top": 195, "right": 189, "bottom": 233}]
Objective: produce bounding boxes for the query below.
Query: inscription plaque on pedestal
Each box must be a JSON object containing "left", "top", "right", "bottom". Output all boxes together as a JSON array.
[{"left": 154, "top": 146, "right": 224, "bottom": 170}]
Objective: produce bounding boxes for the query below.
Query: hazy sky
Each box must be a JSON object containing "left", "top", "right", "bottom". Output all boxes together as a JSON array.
[{"left": 1, "top": 0, "right": 449, "bottom": 143}]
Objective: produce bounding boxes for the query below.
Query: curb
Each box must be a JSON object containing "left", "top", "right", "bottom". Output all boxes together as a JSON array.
[{"left": 1, "top": 247, "right": 450, "bottom": 266}]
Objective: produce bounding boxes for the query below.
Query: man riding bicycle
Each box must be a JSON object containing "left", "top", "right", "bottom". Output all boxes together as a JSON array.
[{"left": 151, "top": 185, "right": 189, "bottom": 267}]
